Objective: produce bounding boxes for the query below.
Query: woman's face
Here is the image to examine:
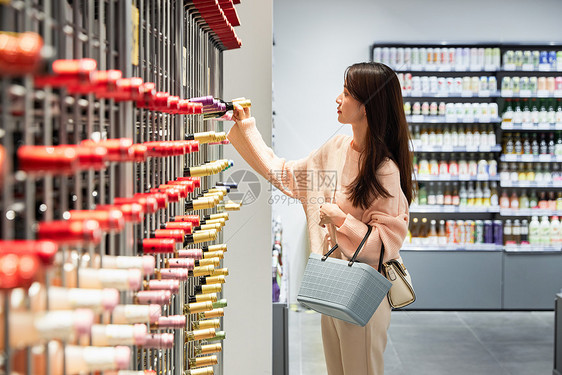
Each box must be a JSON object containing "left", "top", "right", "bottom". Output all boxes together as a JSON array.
[{"left": 336, "top": 85, "right": 365, "bottom": 125}]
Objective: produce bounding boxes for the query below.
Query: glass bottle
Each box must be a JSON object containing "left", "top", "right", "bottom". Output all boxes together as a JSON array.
[
  {"left": 490, "top": 182, "right": 499, "bottom": 207},
  {"left": 459, "top": 182, "right": 468, "bottom": 206},
  {"left": 519, "top": 189, "right": 530, "bottom": 210},
  {"left": 499, "top": 190, "right": 511, "bottom": 209}
]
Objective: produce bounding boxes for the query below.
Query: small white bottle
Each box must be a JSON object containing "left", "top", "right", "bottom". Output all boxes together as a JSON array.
[
  {"left": 529, "top": 216, "right": 540, "bottom": 245},
  {"left": 550, "top": 216, "right": 561, "bottom": 246},
  {"left": 539, "top": 216, "right": 551, "bottom": 246}
]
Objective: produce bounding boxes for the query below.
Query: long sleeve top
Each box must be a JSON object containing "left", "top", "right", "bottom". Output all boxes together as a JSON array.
[{"left": 227, "top": 117, "right": 409, "bottom": 267}]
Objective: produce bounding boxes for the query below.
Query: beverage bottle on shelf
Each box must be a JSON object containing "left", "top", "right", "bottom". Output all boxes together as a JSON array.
[
  {"left": 538, "top": 191, "right": 549, "bottom": 209},
  {"left": 548, "top": 100, "right": 556, "bottom": 124},
  {"left": 548, "top": 133, "right": 556, "bottom": 155},
  {"left": 428, "top": 220, "right": 438, "bottom": 243},
  {"left": 428, "top": 125, "right": 436, "bottom": 145},
  {"left": 418, "top": 155, "right": 430, "bottom": 175},
  {"left": 443, "top": 125, "right": 451, "bottom": 145},
  {"left": 550, "top": 216, "right": 561, "bottom": 246},
  {"left": 191, "top": 318, "right": 221, "bottom": 330},
  {"left": 531, "top": 133, "right": 539, "bottom": 155},
  {"left": 91, "top": 324, "right": 147, "bottom": 346},
  {"left": 519, "top": 190, "right": 530, "bottom": 209},
  {"left": 477, "top": 155, "right": 488, "bottom": 176},
  {"left": 468, "top": 153, "right": 478, "bottom": 176},
  {"left": 555, "top": 133, "right": 562, "bottom": 156},
  {"left": 529, "top": 190, "right": 539, "bottom": 209},
  {"left": 451, "top": 125, "right": 459, "bottom": 146},
  {"left": 510, "top": 191, "right": 519, "bottom": 210},
  {"left": 512, "top": 220, "right": 521, "bottom": 244},
  {"left": 458, "top": 124, "right": 466, "bottom": 146},
  {"left": 466, "top": 125, "right": 474, "bottom": 146},
  {"left": 500, "top": 162, "right": 510, "bottom": 181},
  {"left": 420, "top": 218, "right": 429, "bottom": 245},
  {"left": 504, "top": 220, "right": 513, "bottom": 245},
  {"left": 467, "top": 182, "right": 475, "bottom": 206},
  {"left": 427, "top": 182, "right": 436, "bottom": 205},
  {"left": 0, "top": 309, "right": 93, "bottom": 350},
  {"left": 500, "top": 191, "right": 510, "bottom": 209},
  {"left": 549, "top": 192, "right": 557, "bottom": 210},
  {"left": 556, "top": 99, "right": 562, "bottom": 123},
  {"left": 557, "top": 192, "right": 562, "bottom": 210},
  {"left": 185, "top": 328, "right": 217, "bottom": 342},
  {"left": 503, "top": 99, "right": 513, "bottom": 122},
  {"left": 535, "top": 164, "right": 545, "bottom": 182},
  {"left": 540, "top": 216, "right": 551, "bottom": 246},
  {"left": 438, "top": 220, "right": 447, "bottom": 245},
  {"left": 449, "top": 158, "right": 459, "bottom": 176},
  {"left": 459, "top": 183, "right": 468, "bottom": 206},
  {"left": 521, "top": 99, "right": 531, "bottom": 123},
  {"left": 439, "top": 154, "right": 448, "bottom": 176},
  {"left": 418, "top": 185, "right": 427, "bottom": 205},
  {"left": 475, "top": 182, "right": 483, "bottom": 206},
  {"left": 520, "top": 219, "right": 529, "bottom": 245},
  {"left": 482, "top": 182, "right": 491, "bottom": 206},
  {"left": 487, "top": 125, "right": 496, "bottom": 146},
  {"left": 513, "top": 100, "right": 523, "bottom": 123},
  {"left": 443, "top": 183, "right": 452, "bottom": 205},
  {"left": 490, "top": 182, "right": 499, "bottom": 207},
  {"left": 458, "top": 156, "right": 468, "bottom": 176},
  {"left": 188, "top": 356, "right": 218, "bottom": 370},
  {"left": 410, "top": 217, "right": 419, "bottom": 244},
  {"left": 531, "top": 99, "right": 540, "bottom": 123},
  {"left": 529, "top": 216, "right": 541, "bottom": 245},
  {"left": 523, "top": 134, "right": 531, "bottom": 155},
  {"left": 504, "top": 133, "right": 514, "bottom": 154},
  {"left": 429, "top": 154, "right": 439, "bottom": 175},
  {"left": 184, "top": 368, "right": 214, "bottom": 375},
  {"left": 539, "top": 101, "right": 548, "bottom": 123},
  {"left": 514, "top": 133, "right": 523, "bottom": 154},
  {"left": 509, "top": 163, "right": 519, "bottom": 182},
  {"left": 452, "top": 182, "right": 460, "bottom": 206},
  {"left": 435, "top": 183, "right": 444, "bottom": 205}
]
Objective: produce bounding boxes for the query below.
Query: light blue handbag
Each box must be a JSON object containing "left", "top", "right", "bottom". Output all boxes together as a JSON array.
[{"left": 297, "top": 225, "right": 392, "bottom": 326}]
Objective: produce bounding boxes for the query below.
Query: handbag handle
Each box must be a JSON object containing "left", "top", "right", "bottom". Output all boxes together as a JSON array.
[
  {"left": 378, "top": 241, "right": 385, "bottom": 273},
  {"left": 321, "top": 225, "right": 373, "bottom": 267}
]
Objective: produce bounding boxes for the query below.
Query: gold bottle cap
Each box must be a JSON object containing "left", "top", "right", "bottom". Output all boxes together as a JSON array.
[
  {"left": 208, "top": 213, "right": 229, "bottom": 221},
  {"left": 192, "top": 328, "right": 216, "bottom": 341},
  {"left": 185, "top": 301, "right": 213, "bottom": 314},
  {"left": 191, "top": 230, "right": 218, "bottom": 244},
  {"left": 187, "top": 367, "right": 214, "bottom": 375},
  {"left": 201, "top": 283, "right": 222, "bottom": 294},
  {"left": 198, "top": 223, "right": 222, "bottom": 231},
  {"left": 203, "top": 218, "right": 225, "bottom": 227},
  {"left": 192, "top": 356, "right": 218, "bottom": 369},
  {"left": 203, "top": 250, "right": 224, "bottom": 259},
  {"left": 204, "top": 275, "right": 226, "bottom": 285},
  {"left": 211, "top": 267, "right": 228, "bottom": 276},
  {"left": 196, "top": 292, "right": 217, "bottom": 303},
  {"left": 194, "top": 319, "right": 221, "bottom": 330},
  {"left": 199, "top": 257, "right": 220, "bottom": 267},
  {"left": 188, "top": 166, "right": 212, "bottom": 177},
  {"left": 199, "top": 343, "right": 222, "bottom": 355},
  {"left": 206, "top": 243, "right": 227, "bottom": 251},
  {"left": 193, "top": 265, "right": 215, "bottom": 277},
  {"left": 202, "top": 308, "right": 224, "bottom": 319}
]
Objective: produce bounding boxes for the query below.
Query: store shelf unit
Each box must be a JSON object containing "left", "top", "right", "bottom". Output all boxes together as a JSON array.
[
  {"left": 372, "top": 41, "right": 562, "bottom": 310},
  {"left": 1, "top": 1, "right": 242, "bottom": 374}
]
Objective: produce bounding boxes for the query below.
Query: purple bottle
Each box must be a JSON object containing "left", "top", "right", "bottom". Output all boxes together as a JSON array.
[
  {"left": 493, "top": 220, "right": 503, "bottom": 245},
  {"left": 484, "top": 220, "right": 493, "bottom": 244}
]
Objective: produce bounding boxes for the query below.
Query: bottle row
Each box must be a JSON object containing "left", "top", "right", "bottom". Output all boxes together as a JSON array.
[
  {"left": 416, "top": 153, "right": 498, "bottom": 178},
  {"left": 414, "top": 181, "right": 498, "bottom": 208},
  {"left": 399, "top": 74, "right": 498, "bottom": 96},
  {"left": 502, "top": 132, "right": 562, "bottom": 156},
  {"left": 407, "top": 218, "right": 503, "bottom": 246},
  {"left": 502, "top": 98, "right": 562, "bottom": 125},
  {"left": 504, "top": 216, "right": 562, "bottom": 246},
  {"left": 501, "top": 76, "right": 562, "bottom": 97},
  {"left": 405, "top": 101, "right": 499, "bottom": 120},
  {"left": 499, "top": 190, "right": 562, "bottom": 211},
  {"left": 503, "top": 50, "right": 561, "bottom": 71},
  {"left": 410, "top": 124, "right": 497, "bottom": 148},
  {"left": 374, "top": 47, "right": 501, "bottom": 71},
  {"left": 499, "top": 162, "right": 562, "bottom": 184}
]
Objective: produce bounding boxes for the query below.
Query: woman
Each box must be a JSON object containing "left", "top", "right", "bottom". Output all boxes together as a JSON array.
[{"left": 228, "top": 62, "right": 415, "bottom": 375}]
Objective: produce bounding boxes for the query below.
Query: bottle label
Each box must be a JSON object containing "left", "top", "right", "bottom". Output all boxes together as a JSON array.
[
  {"left": 66, "top": 289, "right": 103, "bottom": 308},
  {"left": 82, "top": 347, "right": 118, "bottom": 369},
  {"left": 114, "top": 305, "right": 149, "bottom": 323},
  {"left": 96, "top": 325, "right": 134, "bottom": 345},
  {"left": 34, "top": 311, "right": 75, "bottom": 339}
]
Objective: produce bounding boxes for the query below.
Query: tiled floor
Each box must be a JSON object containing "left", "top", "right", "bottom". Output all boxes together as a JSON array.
[{"left": 289, "top": 307, "right": 555, "bottom": 375}]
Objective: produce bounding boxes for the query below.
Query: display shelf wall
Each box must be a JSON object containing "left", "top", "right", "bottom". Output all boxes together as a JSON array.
[
  {"left": 0, "top": 0, "right": 244, "bottom": 374},
  {"left": 372, "top": 41, "right": 562, "bottom": 310}
]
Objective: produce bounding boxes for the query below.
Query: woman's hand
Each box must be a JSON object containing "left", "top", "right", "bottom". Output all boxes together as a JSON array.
[
  {"left": 319, "top": 203, "right": 347, "bottom": 228},
  {"left": 232, "top": 103, "right": 251, "bottom": 123}
]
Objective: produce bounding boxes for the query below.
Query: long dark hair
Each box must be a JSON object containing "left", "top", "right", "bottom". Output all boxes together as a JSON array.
[{"left": 344, "top": 62, "right": 415, "bottom": 208}]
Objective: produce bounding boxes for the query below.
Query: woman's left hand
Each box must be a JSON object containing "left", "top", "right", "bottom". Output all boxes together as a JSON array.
[{"left": 319, "top": 203, "right": 347, "bottom": 228}]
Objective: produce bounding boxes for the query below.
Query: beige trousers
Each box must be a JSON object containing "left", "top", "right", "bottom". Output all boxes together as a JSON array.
[{"left": 321, "top": 297, "right": 392, "bottom": 375}]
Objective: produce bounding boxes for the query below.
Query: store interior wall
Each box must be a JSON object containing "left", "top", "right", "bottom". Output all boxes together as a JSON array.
[
  {"left": 272, "top": 0, "right": 562, "bottom": 303},
  {"left": 222, "top": 0, "right": 273, "bottom": 373}
]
